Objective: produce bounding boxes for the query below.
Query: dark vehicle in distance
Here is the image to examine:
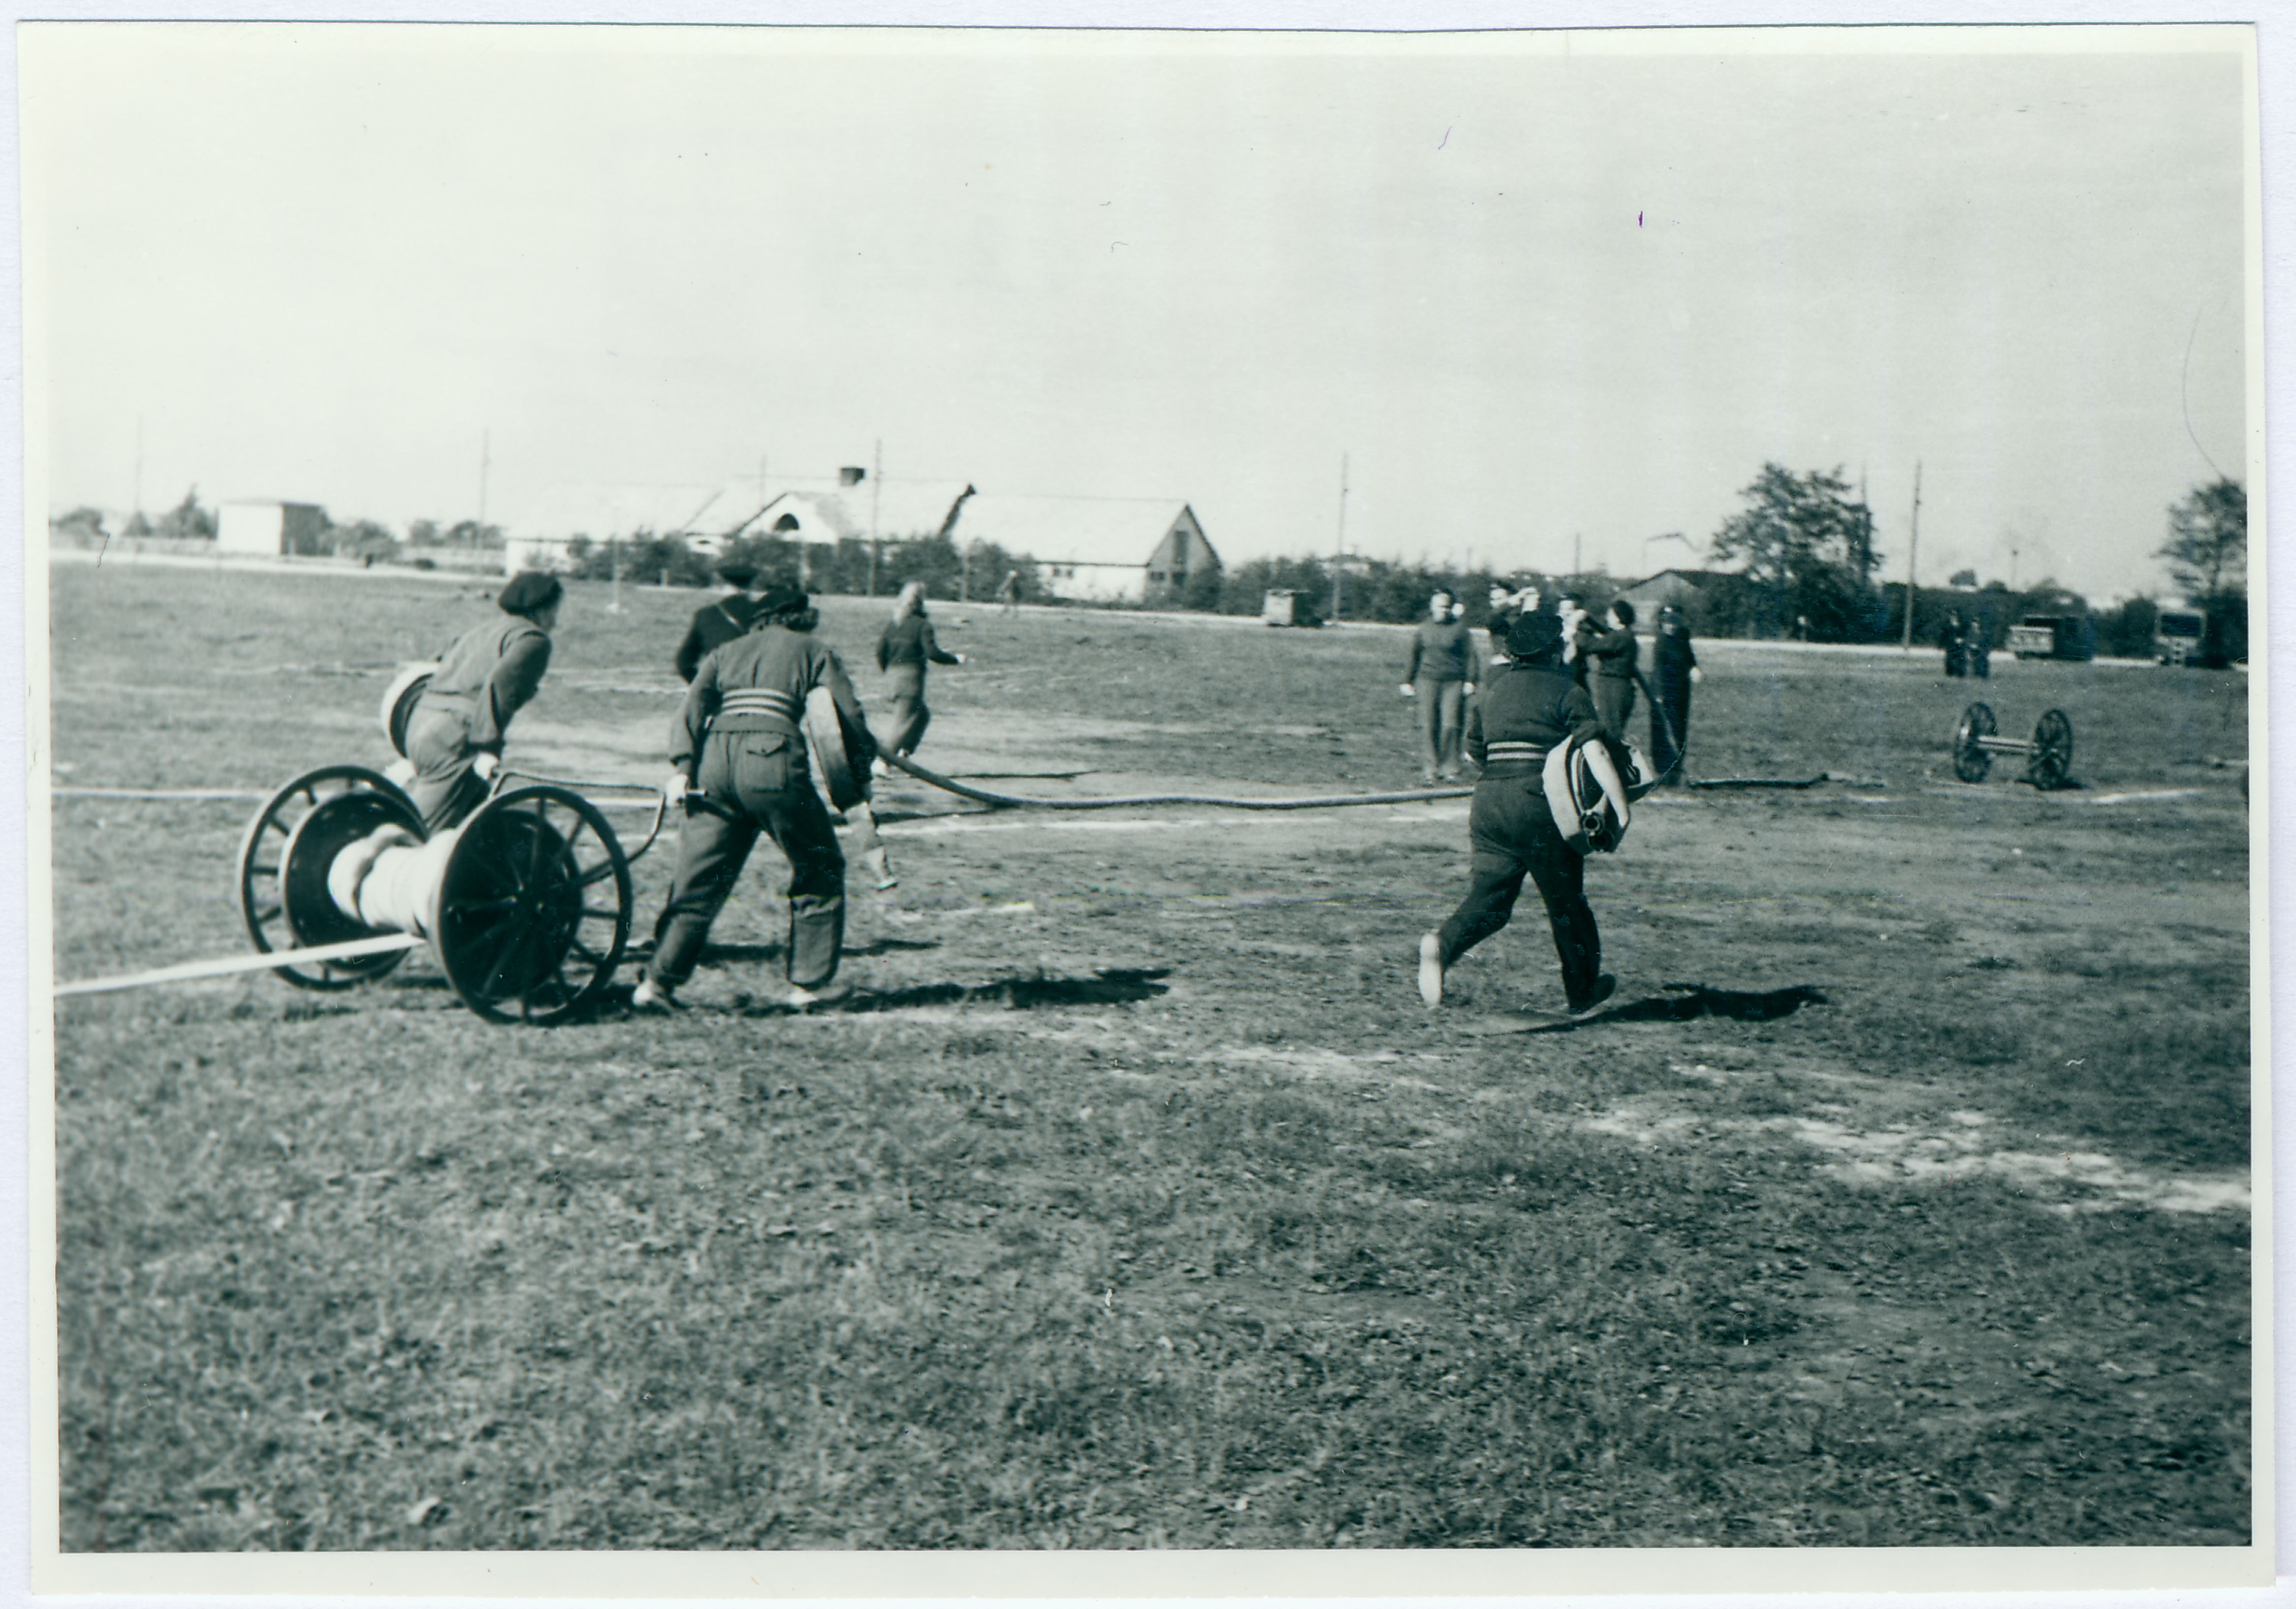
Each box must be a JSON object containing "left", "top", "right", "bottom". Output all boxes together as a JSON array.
[
  {"left": 2161, "top": 600, "right": 2248, "bottom": 668},
  {"left": 2007, "top": 614, "right": 2096, "bottom": 662}
]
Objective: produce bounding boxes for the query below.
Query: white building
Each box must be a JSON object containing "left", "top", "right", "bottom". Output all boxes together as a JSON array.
[
  {"left": 497, "top": 473, "right": 976, "bottom": 574},
  {"left": 217, "top": 501, "right": 328, "bottom": 556},
  {"left": 949, "top": 496, "right": 1218, "bottom": 603},
  {"left": 751, "top": 476, "right": 976, "bottom": 547}
]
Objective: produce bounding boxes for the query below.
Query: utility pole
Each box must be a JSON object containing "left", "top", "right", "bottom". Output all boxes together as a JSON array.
[
  {"left": 478, "top": 429, "right": 491, "bottom": 527},
  {"left": 866, "top": 440, "right": 884, "bottom": 596},
  {"left": 1572, "top": 532, "right": 1581, "bottom": 579},
  {"left": 1331, "top": 452, "right": 1349, "bottom": 624},
  {"left": 1901, "top": 460, "right": 1923, "bottom": 651}
]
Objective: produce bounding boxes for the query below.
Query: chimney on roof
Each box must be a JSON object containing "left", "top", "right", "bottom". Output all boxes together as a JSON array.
[{"left": 840, "top": 466, "right": 866, "bottom": 486}]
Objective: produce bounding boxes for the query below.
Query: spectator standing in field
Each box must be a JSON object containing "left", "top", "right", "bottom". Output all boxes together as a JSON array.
[
  {"left": 996, "top": 570, "right": 1022, "bottom": 616},
  {"left": 1940, "top": 611, "right": 1967, "bottom": 677},
  {"left": 1579, "top": 598, "right": 1641, "bottom": 741},
  {"left": 876, "top": 580, "right": 968, "bottom": 763},
  {"left": 674, "top": 562, "right": 770, "bottom": 684},
  {"left": 634, "top": 585, "right": 875, "bottom": 1013},
  {"left": 1417, "top": 611, "right": 1623, "bottom": 1017},
  {"left": 1556, "top": 594, "right": 1589, "bottom": 680},
  {"left": 1649, "top": 602, "right": 1699, "bottom": 782},
  {"left": 1401, "top": 589, "right": 1479, "bottom": 783},
  {"left": 1964, "top": 614, "right": 1991, "bottom": 680},
  {"left": 403, "top": 571, "right": 561, "bottom": 834}
]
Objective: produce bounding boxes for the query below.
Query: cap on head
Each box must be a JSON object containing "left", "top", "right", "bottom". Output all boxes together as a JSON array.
[
  {"left": 1506, "top": 611, "right": 1564, "bottom": 658},
  {"left": 498, "top": 571, "right": 564, "bottom": 618},
  {"left": 716, "top": 563, "right": 758, "bottom": 589}
]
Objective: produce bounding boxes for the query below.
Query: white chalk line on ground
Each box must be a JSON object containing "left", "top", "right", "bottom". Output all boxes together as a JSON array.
[{"left": 1583, "top": 1098, "right": 2246, "bottom": 1216}]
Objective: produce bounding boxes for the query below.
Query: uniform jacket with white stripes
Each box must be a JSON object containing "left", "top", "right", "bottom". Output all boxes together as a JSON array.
[{"left": 670, "top": 624, "right": 877, "bottom": 774}]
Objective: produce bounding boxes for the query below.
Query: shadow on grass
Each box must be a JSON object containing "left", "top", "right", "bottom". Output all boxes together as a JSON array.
[
  {"left": 762, "top": 967, "right": 1172, "bottom": 1017},
  {"left": 672, "top": 937, "right": 940, "bottom": 965},
  {"left": 1512, "top": 982, "right": 1829, "bottom": 1034}
]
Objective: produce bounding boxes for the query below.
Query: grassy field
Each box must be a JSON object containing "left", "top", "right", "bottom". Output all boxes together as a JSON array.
[{"left": 46, "top": 558, "right": 2254, "bottom": 1550}]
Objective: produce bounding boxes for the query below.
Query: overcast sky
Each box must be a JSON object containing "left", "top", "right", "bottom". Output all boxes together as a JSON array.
[{"left": 24, "top": 25, "right": 2253, "bottom": 600}]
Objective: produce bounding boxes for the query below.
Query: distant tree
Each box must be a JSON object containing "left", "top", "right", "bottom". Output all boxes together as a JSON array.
[
  {"left": 2098, "top": 596, "right": 2158, "bottom": 659},
  {"left": 407, "top": 518, "right": 442, "bottom": 547},
  {"left": 1709, "top": 464, "right": 1883, "bottom": 640},
  {"left": 152, "top": 486, "right": 216, "bottom": 541},
  {"left": 443, "top": 520, "right": 504, "bottom": 550},
  {"left": 1949, "top": 568, "right": 1979, "bottom": 589},
  {"left": 51, "top": 507, "right": 106, "bottom": 543},
  {"left": 326, "top": 518, "right": 397, "bottom": 562},
  {"left": 124, "top": 510, "right": 152, "bottom": 538},
  {"left": 2158, "top": 478, "right": 2246, "bottom": 603}
]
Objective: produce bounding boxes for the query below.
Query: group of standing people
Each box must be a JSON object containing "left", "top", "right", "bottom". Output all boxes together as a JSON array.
[
  {"left": 396, "top": 563, "right": 974, "bottom": 1015},
  {"left": 1940, "top": 611, "right": 1992, "bottom": 679},
  {"left": 1401, "top": 586, "right": 1697, "bottom": 786}
]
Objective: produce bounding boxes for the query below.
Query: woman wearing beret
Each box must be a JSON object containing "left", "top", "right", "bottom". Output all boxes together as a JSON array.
[{"left": 402, "top": 571, "right": 562, "bottom": 834}]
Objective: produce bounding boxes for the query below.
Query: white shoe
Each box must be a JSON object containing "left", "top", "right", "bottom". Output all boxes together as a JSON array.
[
  {"left": 861, "top": 847, "right": 898, "bottom": 891},
  {"left": 870, "top": 757, "right": 892, "bottom": 779},
  {"left": 785, "top": 979, "right": 854, "bottom": 1011},
  {"left": 1418, "top": 932, "right": 1444, "bottom": 1008},
  {"left": 630, "top": 977, "right": 678, "bottom": 1012}
]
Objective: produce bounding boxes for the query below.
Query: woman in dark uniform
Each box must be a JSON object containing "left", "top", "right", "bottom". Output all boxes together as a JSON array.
[
  {"left": 1417, "top": 611, "right": 1625, "bottom": 1018},
  {"left": 1580, "top": 599, "right": 1640, "bottom": 741},
  {"left": 633, "top": 585, "right": 878, "bottom": 1012},
  {"left": 875, "top": 580, "right": 966, "bottom": 761},
  {"left": 674, "top": 563, "right": 768, "bottom": 683},
  {"left": 1649, "top": 602, "right": 1698, "bottom": 781},
  {"left": 403, "top": 571, "right": 561, "bottom": 833}
]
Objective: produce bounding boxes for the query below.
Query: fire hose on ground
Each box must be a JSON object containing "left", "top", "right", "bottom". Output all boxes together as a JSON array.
[{"left": 54, "top": 660, "right": 1889, "bottom": 1015}]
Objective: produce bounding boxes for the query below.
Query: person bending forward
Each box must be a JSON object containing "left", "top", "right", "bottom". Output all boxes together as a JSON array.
[
  {"left": 403, "top": 571, "right": 561, "bottom": 834},
  {"left": 1418, "top": 611, "right": 1624, "bottom": 1018},
  {"left": 635, "top": 584, "right": 877, "bottom": 1012}
]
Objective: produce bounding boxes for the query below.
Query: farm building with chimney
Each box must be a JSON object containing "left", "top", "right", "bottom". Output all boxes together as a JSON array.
[
  {"left": 500, "top": 471, "right": 975, "bottom": 572},
  {"left": 949, "top": 496, "right": 1217, "bottom": 604},
  {"left": 751, "top": 474, "right": 976, "bottom": 550}
]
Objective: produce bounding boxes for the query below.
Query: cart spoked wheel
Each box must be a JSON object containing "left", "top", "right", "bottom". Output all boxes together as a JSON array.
[
  {"left": 434, "top": 785, "right": 631, "bottom": 1024},
  {"left": 236, "top": 765, "right": 423, "bottom": 988},
  {"left": 1952, "top": 702, "right": 1996, "bottom": 784},
  {"left": 2028, "top": 709, "right": 2074, "bottom": 791}
]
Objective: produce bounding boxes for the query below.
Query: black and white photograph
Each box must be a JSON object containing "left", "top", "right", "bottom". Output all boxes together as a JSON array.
[{"left": 22, "top": 15, "right": 2271, "bottom": 1596}]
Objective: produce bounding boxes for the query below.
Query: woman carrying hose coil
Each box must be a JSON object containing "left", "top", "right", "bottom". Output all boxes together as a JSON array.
[{"left": 634, "top": 584, "right": 877, "bottom": 1013}]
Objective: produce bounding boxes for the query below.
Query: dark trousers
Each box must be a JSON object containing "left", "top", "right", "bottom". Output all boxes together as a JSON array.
[
  {"left": 1413, "top": 677, "right": 1466, "bottom": 779},
  {"left": 404, "top": 707, "right": 490, "bottom": 834},
  {"left": 1437, "top": 775, "right": 1602, "bottom": 1009},
  {"left": 647, "top": 729, "right": 847, "bottom": 990},
  {"left": 883, "top": 663, "right": 930, "bottom": 756},
  {"left": 1592, "top": 675, "right": 1638, "bottom": 741},
  {"left": 1650, "top": 675, "right": 1692, "bottom": 779}
]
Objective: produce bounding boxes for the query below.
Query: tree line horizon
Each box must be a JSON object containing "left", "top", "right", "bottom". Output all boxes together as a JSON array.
[{"left": 51, "top": 464, "right": 2245, "bottom": 661}]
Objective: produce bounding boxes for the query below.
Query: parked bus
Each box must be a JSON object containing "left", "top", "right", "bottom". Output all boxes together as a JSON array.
[
  {"left": 2154, "top": 606, "right": 2208, "bottom": 666},
  {"left": 2007, "top": 614, "right": 2096, "bottom": 662}
]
